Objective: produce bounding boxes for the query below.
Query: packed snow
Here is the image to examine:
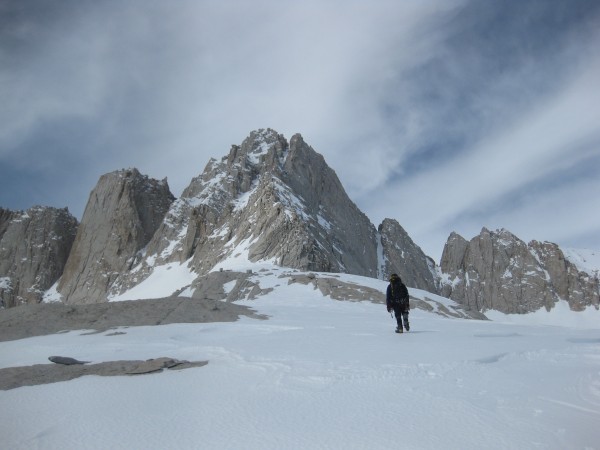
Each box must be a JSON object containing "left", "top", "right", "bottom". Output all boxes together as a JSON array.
[{"left": 1, "top": 262, "right": 599, "bottom": 449}]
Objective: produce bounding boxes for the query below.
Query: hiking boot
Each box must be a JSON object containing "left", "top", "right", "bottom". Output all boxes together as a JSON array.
[
  {"left": 395, "top": 327, "right": 403, "bottom": 333},
  {"left": 404, "top": 323, "right": 410, "bottom": 332}
]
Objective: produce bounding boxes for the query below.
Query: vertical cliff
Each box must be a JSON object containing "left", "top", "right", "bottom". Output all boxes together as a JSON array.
[
  {"left": 58, "top": 169, "right": 174, "bottom": 304},
  {"left": 0, "top": 206, "right": 77, "bottom": 307}
]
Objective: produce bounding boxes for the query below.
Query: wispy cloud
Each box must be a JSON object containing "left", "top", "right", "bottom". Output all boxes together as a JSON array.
[{"left": 355, "top": 0, "right": 600, "bottom": 258}]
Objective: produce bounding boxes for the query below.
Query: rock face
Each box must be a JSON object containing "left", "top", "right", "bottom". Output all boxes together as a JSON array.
[
  {"left": 378, "top": 219, "right": 438, "bottom": 292},
  {"left": 0, "top": 206, "right": 78, "bottom": 307},
  {"left": 110, "top": 130, "right": 442, "bottom": 300},
  {"left": 110, "top": 129, "right": 383, "bottom": 297},
  {"left": 58, "top": 169, "right": 175, "bottom": 304},
  {"left": 528, "top": 241, "right": 599, "bottom": 311},
  {"left": 440, "top": 228, "right": 599, "bottom": 313}
]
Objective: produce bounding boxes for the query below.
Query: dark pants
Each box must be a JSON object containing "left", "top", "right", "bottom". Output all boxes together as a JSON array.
[{"left": 392, "top": 305, "right": 409, "bottom": 330}]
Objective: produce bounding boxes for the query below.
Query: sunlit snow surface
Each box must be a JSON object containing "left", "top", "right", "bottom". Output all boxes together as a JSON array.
[{"left": 1, "top": 267, "right": 599, "bottom": 449}]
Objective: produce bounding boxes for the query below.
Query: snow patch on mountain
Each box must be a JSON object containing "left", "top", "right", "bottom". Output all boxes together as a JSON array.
[
  {"left": 563, "top": 248, "right": 600, "bottom": 276},
  {"left": 233, "top": 180, "right": 259, "bottom": 212},
  {"left": 376, "top": 232, "right": 386, "bottom": 279},
  {"left": 109, "top": 260, "right": 196, "bottom": 302},
  {"left": 41, "top": 281, "right": 61, "bottom": 303},
  {"left": 0, "top": 277, "right": 11, "bottom": 291}
]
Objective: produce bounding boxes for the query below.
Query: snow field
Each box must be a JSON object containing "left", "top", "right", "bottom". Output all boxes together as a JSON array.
[{"left": 1, "top": 276, "right": 599, "bottom": 449}]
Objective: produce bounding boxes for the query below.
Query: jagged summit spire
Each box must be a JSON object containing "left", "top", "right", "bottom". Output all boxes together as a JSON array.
[
  {"left": 105, "top": 130, "right": 385, "bottom": 296},
  {"left": 229, "top": 128, "right": 283, "bottom": 158},
  {"left": 234, "top": 128, "right": 289, "bottom": 169}
]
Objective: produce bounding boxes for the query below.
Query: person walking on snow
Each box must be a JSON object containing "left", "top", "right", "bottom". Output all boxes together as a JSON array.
[{"left": 386, "top": 273, "right": 410, "bottom": 333}]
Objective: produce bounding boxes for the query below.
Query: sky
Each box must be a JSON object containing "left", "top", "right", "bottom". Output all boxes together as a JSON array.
[{"left": 1, "top": 0, "right": 599, "bottom": 261}]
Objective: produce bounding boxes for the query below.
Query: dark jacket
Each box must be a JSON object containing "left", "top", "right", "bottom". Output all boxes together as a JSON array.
[{"left": 386, "top": 279, "right": 409, "bottom": 312}]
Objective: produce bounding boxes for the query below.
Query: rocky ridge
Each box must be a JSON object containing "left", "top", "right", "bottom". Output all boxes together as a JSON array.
[
  {"left": 440, "top": 228, "right": 599, "bottom": 313},
  {"left": 1, "top": 129, "right": 598, "bottom": 314}
]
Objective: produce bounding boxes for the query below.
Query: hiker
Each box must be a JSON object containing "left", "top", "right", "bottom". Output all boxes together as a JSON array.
[{"left": 386, "top": 273, "right": 410, "bottom": 333}]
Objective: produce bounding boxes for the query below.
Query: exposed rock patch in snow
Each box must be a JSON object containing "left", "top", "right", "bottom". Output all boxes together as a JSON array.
[
  {"left": 0, "top": 358, "right": 208, "bottom": 390},
  {"left": 0, "top": 297, "right": 266, "bottom": 342}
]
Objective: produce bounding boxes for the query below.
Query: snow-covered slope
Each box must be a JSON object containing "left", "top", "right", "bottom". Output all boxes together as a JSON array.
[
  {"left": 2, "top": 254, "right": 599, "bottom": 449},
  {"left": 563, "top": 247, "right": 600, "bottom": 277}
]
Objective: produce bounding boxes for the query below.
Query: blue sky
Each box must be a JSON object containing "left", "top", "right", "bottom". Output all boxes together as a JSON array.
[{"left": 1, "top": 0, "right": 599, "bottom": 261}]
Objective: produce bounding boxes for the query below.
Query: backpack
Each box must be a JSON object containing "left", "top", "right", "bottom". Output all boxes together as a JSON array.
[{"left": 390, "top": 279, "right": 409, "bottom": 308}]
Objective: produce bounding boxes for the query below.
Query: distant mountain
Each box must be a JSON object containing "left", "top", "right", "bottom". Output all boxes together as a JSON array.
[
  {"left": 0, "top": 129, "right": 597, "bottom": 314},
  {"left": 107, "top": 129, "right": 436, "bottom": 300}
]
